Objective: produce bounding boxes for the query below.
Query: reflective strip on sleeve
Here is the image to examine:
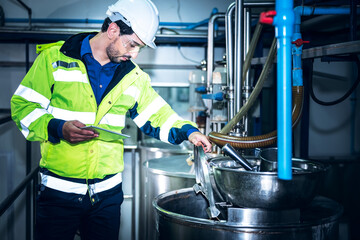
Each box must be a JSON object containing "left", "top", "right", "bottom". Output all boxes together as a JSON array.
[
  {"left": 40, "top": 173, "right": 88, "bottom": 195},
  {"left": 52, "top": 61, "right": 79, "bottom": 69},
  {"left": 48, "top": 106, "right": 96, "bottom": 124},
  {"left": 14, "top": 85, "right": 50, "bottom": 109},
  {"left": 123, "top": 86, "right": 140, "bottom": 101},
  {"left": 99, "top": 114, "right": 126, "bottom": 127},
  {"left": 20, "top": 108, "right": 48, "bottom": 138},
  {"left": 53, "top": 69, "right": 88, "bottom": 83},
  {"left": 21, "top": 128, "right": 30, "bottom": 138},
  {"left": 133, "top": 96, "right": 167, "bottom": 127},
  {"left": 159, "top": 113, "right": 183, "bottom": 143},
  {"left": 89, "top": 173, "right": 122, "bottom": 194}
]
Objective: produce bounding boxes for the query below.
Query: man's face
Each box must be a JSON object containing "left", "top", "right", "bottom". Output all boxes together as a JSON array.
[{"left": 106, "top": 29, "right": 146, "bottom": 63}]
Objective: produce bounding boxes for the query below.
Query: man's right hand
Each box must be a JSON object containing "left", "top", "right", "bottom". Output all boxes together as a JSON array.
[{"left": 62, "top": 120, "right": 98, "bottom": 144}]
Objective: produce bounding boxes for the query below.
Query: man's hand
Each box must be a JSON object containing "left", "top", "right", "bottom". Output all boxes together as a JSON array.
[
  {"left": 188, "top": 131, "right": 212, "bottom": 153},
  {"left": 62, "top": 120, "right": 98, "bottom": 144}
]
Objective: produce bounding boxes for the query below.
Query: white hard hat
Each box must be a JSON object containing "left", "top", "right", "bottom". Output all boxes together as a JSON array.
[{"left": 106, "top": 0, "right": 159, "bottom": 49}]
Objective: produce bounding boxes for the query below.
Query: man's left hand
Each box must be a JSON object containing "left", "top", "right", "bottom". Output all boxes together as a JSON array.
[{"left": 188, "top": 131, "right": 212, "bottom": 153}]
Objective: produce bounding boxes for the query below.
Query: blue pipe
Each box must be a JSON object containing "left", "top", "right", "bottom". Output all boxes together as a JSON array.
[
  {"left": 292, "top": 5, "right": 357, "bottom": 138},
  {"left": 273, "top": 0, "right": 294, "bottom": 180},
  {"left": 277, "top": 5, "right": 354, "bottom": 180},
  {"left": 5, "top": 18, "right": 218, "bottom": 30},
  {"left": 293, "top": 7, "right": 354, "bottom": 87},
  {"left": 293, "top": 7, "right": 353, "bottom": 33}
]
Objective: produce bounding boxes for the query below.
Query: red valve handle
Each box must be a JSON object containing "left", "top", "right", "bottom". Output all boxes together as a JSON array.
[
  {"left": 259, "top": 10, "right": 277, "bottom": 25},
  {"left": 291, "top": 39, "right": 310, "bottom": 47}
]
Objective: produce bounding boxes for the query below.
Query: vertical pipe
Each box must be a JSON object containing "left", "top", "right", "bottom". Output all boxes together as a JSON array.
[
  {"left": 207, "top": 13, "right": 226, "bottom": 91},
  {"left": 274, "top": 0, "right": 294, "bottom": 180},
  {"left": 234, "top": 0, "right": 244, "bottom": 118},
  {"left": 206, "top": 13, "right": 225, "bottom": 134},
  {"left": 131, "top": 149, "right": 136, "bottom": 240},
  {"left": 243, "top": 8, "right": 251, "bottom": 135},
  {"left": 25, "top": 41, "right": 32, "bottom": 240},
  {"left": 293, "top": 5, "right": 358, "bottom": 155},
  {"left": 32, "top": 172, "right": 38, "bottom": 240},
  {"left": 225, "top": 3, "right": 236, "bottom": 121}
]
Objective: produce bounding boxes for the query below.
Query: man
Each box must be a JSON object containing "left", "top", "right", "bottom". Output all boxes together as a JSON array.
[{"left": 10, "top": 0, "right": 212, "bottom": 239}]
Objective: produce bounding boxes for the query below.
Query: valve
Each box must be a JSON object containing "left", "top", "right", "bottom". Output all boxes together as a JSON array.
[
  {"left": 291, "top": 39, "right": 310, "bottom": 47},
  {"left": 202, "top": 92, "right": 224, "bottom": 101},
  {"left": 195, "top": 86, "right": 207, "bottom": 93},
  {"left": 259, "top": 10, "right": 277, "bottom": 25}
]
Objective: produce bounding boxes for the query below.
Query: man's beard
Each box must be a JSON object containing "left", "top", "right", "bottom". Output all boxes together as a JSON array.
[{"left": 106, "top": 39, "right": 130, "bottom": 63}]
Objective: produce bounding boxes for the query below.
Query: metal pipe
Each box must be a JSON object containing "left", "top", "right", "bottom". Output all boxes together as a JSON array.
[
  {"left": 206, "top": 13, "right": 225, "bottom": 135},
  {"left": 131, "top": 149, "right": 136, "bottom": 240},
  {"left": 25, "top": 41, "right": 32, "bottom": 240},
  {"left": 274, "top": 0, "right": 294, "bottom": 180},
  {"left": 0, "top": 116, "right": 11, "bottom": 125},
  {"left": 0, "top": 167, "right": 39, "bottom": 216},
  {"left": 206, "top": 13, "right": 225, "bottom": 92},
  {"left": 221, "top": 38, "right": 277, "bottom": 135},
  {"left": 225, "top": 2, "right": 236, "bottom": 121},
  {"left": 243, "top": 7, "right": 251, "bottom": 135},
  {"left": 243, "top": 2, "right": 275, "bottom": 7},
  {"left": 234, "top": 0, "right": 244, "bottom": 118},
  {"left": 16, "top": 0, "right": 32, "bottom": 30}
]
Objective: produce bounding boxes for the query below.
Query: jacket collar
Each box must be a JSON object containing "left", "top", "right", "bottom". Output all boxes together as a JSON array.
[{"left": 60, "top": 32, "right": 98, "bottom": 59}]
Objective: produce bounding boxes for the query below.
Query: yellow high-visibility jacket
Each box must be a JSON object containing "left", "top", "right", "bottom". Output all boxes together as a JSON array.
[{"left": 11, "top": 32, "right": 197, "bottom": 180}]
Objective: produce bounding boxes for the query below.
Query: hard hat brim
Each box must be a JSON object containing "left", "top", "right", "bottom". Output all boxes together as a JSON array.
[{"left": 147, "top": 41, "right": 157, "bottom": 49}]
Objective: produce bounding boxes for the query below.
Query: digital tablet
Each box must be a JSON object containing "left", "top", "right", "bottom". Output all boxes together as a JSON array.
[{"left": 81, "top": 126, "right": 130, "bottom": 141}]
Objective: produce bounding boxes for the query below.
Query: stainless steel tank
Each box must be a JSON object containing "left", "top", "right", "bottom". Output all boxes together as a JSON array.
[
  {"left": 153, "top": 188, "right": 343, "bottom": 240},
  {"left": 138, "top": 139, "right": 192, "bottom": 240},
  {"left": 142, "top": 154, "right": 195, "bottom": 240}
]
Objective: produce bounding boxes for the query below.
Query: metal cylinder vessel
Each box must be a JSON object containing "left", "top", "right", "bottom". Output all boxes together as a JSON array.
[
  {"left": 138, "top": 139, "right": 192, "bottom": 240},
  {"left": 142, "top": 154, "right": 195, "bottom": 240},
  {"left": 154, "top": 188, "right": 343, "bottom": 240}
]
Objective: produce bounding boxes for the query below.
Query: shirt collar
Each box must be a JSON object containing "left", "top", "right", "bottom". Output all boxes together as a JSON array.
[
  {"left": 80, "top": 34, "right": 94, "bottom": 58},
  {"left": 80, "top": 34, "right": 120, "bottom": 68}
]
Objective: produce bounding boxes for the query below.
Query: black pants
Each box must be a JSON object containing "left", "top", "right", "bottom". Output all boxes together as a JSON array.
[{"left": 35, "top": 184, "right": 124, "bottom": 240}]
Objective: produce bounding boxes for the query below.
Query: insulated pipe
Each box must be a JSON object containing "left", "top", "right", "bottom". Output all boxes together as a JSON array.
[
  {"left": 225, "top": 2, "right": 236, "bottom": 121},
  {"left": 209, "top": 86, "right": 303, "bottom": 149}
]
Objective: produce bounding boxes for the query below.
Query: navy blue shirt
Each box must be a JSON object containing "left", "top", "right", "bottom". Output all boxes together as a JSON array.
[{"left": 81, "top": 34, "right": 120, "bottom": 105}]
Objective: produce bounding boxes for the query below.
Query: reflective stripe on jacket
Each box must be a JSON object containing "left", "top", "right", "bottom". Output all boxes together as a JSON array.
[{"left": 11, "top": 32, "right": 197, "bottom": 180}]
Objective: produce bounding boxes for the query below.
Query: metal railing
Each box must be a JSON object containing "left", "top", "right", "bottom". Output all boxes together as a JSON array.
[{"left": 0, "top": 109, "right": 37, "bottom": 240}]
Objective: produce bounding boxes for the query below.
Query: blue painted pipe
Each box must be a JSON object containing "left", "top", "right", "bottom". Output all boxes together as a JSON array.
[
  {"left": 293, "top": 7, "right": 353, "bottom": 33},
  {"left": 291, "top": 6, "right": 357, "bottom": 175},
  {"left": 292, "top": 7, "right": 353, "bottom": 87},
  {"left": 273, "top": 0, "right": 294, "bottom": 180}
]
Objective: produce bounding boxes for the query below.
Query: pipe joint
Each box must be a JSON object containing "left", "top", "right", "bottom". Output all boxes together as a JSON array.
[{"left": 273, "top": 9, "right": 295, "bottom": 38}]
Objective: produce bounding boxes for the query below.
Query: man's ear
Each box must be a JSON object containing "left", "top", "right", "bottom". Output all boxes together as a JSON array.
[{"left": 107, "top": 22, "right": 120, "bottom": 40}]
